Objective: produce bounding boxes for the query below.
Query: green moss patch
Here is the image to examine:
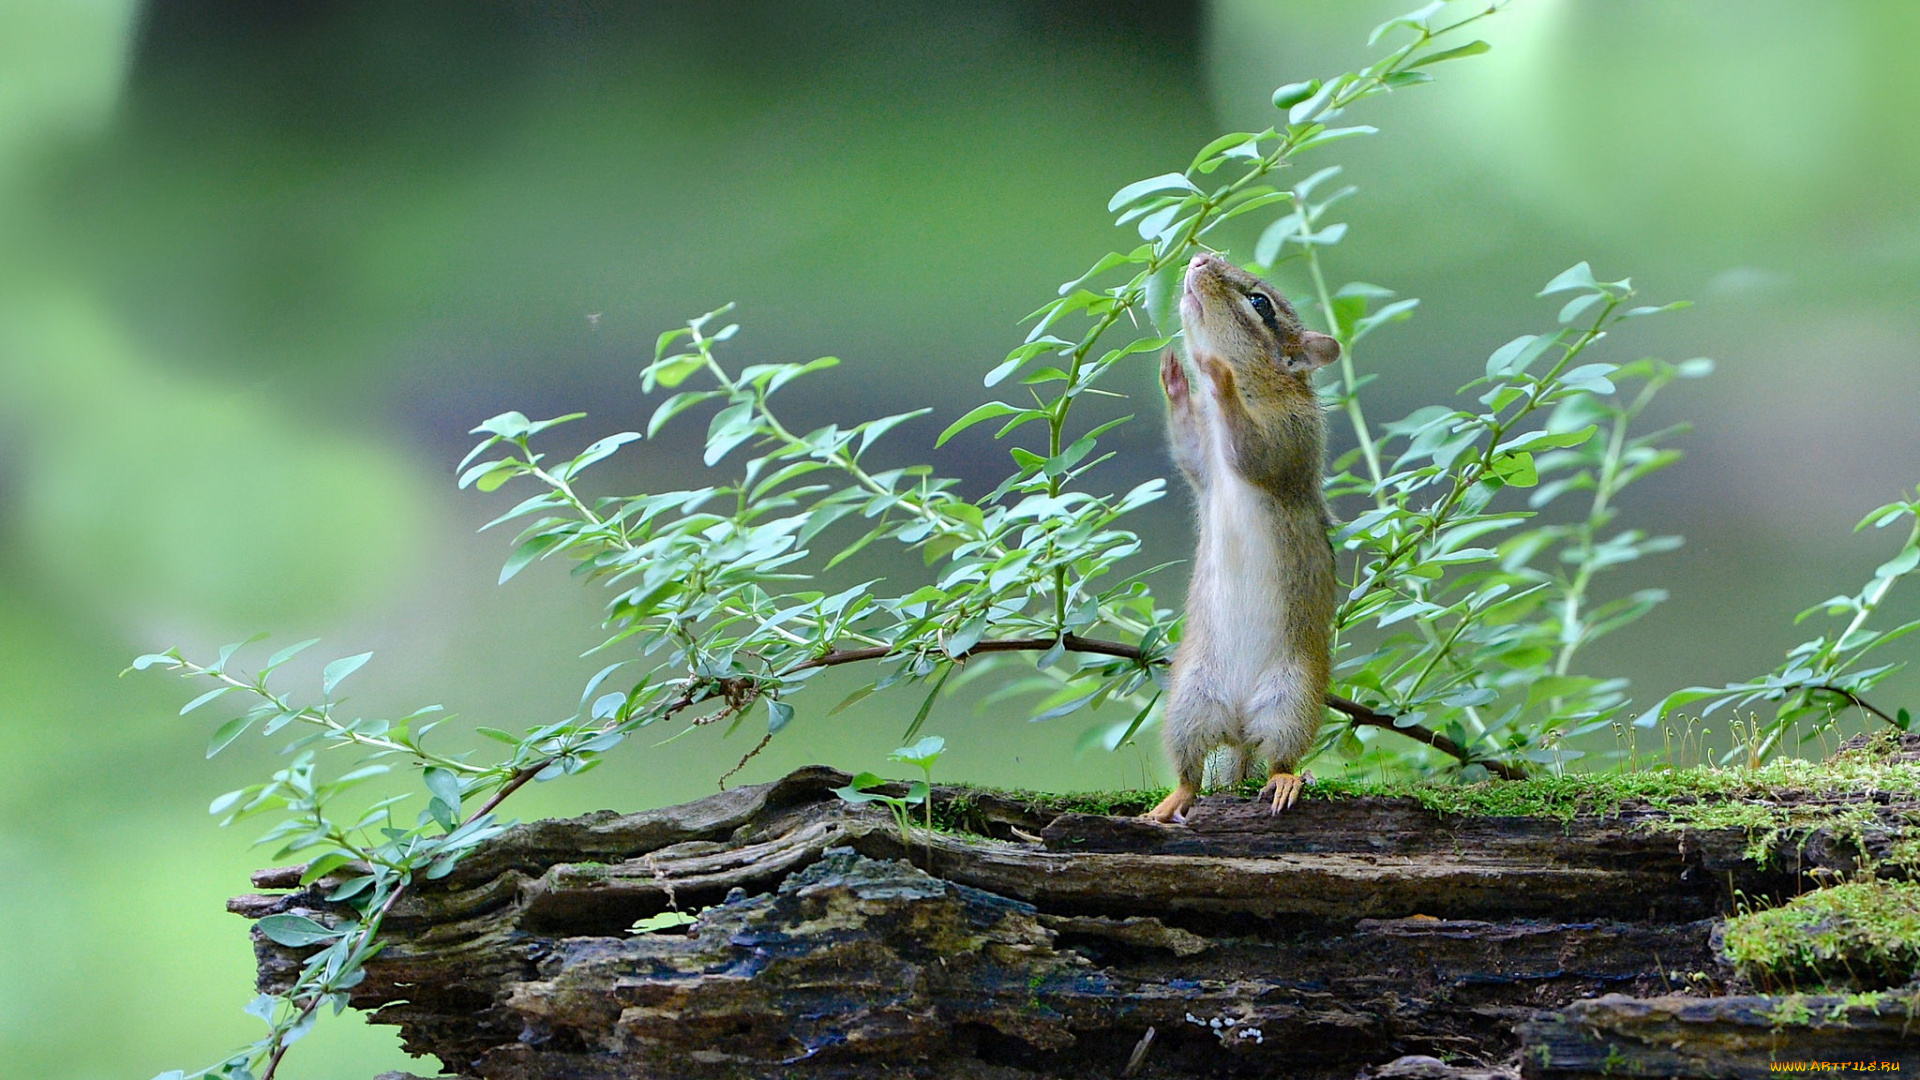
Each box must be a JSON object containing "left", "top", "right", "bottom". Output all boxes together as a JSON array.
[
  {"left": 931, "top": 735, "right": 1920, "bottom": 869},
  {"left": 1723, "top": 881, "right": 1920, "bottom": 991}
]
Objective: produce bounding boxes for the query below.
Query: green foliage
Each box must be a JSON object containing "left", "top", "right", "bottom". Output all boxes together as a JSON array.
[
  {"left": 123, "top": 3, "right": 1919, "bottom": 1077},
  {"left": 1312, "top": 252, "right": 1705, "bottom": 776},
  {"left": 1649, "top": 490, "right": 1920, "bottom": 761},
  {"left": 835, "top": 735, "right": 948, "bottom": 843}
]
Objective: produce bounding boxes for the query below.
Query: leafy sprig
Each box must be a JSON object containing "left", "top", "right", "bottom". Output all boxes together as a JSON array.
[
  {"left": 129, "top": 5, "right": 1803, "bottom": 1077},
  {"left": 1649, "top": 490, "right": 1920, "bottom": 759}
]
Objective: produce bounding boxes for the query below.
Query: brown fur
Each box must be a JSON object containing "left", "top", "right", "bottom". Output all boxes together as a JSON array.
[{"left": 1143, "top": 253, "right": 1339, "bottom": 823}]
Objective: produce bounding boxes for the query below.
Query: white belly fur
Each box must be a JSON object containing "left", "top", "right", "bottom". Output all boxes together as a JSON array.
[{"left": 1190, "top": 437, "right": 1289, "bottom": 712}]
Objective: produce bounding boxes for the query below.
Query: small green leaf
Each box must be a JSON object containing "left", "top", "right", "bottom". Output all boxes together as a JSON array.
[
  {"left": 890, "top": 736, "right": 946, "bottom": 770},
  {"left": 470, "top": 410, "right": 531, "bottom": 439},
  {"left": 833, "top": 773, "right": 894, "bottom": 805},
  {"left": 1538, "top": 261, "right": 1598, "bottom": 296},
  {"left": 704, "top": 400, "right": 757, "bottom": 465},
  {"left": 1557, "top": 292, "right": 1605, "bottom": 325},
  {"left": 649, "top": 353, "right": 705, "bottom": 389},
  {"left": 630, "top": 911, "right": 697, "bottom": 934},
  {"left": 1032, "top": 687, "right": 1101, "bottom": 721},
  {"left": 1271, "top": 79, "right": 1320, "bottom": 110},
  {"left": 328, "top": 874, "right": 376, "bottom": 902},
  {"left": 499, "top": 533, "right": 564, "bottom": 584},
  {"left": 264, "top": 637, "right": 322, "bottom": 672},
  {"left": 647, "top": 390, "right": 721, "bottom": 437},
  {"left": 1369, "top": 0, "right": 1445, "bottom": 45},
  {"left": 423, "top": 767, "right": 462, "bottom": 812},
  {"left": 1408, "top": 39, "right": 1490, "bottom": 68},
  {"left": 1338, "top": 730, "right": 1366, "bottom": 759},
  {"left": 180, "top": 686, "right": 232, "bottom": 715},
  {"left": 255, "top": 914, "right": 344, "bottom": 947},
  {"left": 1288, "top": 76, "right": 1342, "bottom": 124},
  {"left": 205, "top": 714, "right": 255, "bottom": 758},
  {"left": 1354, "top": 297, "right": 1418, "bottom": 340},
  {"left": 322, "top": 652, "right": 374, "bottom": 696},
  {"left": 901, "top": 663, "right": 955, "bottom": 742},
  {"left": 937, "top": 402, "right": 1023, "bottom": 447},
  {"left": 1484, "top": 334, "right": 1551, "bottom": 379},
  {"left": 945, "top": 611, "right": 990, "bottom": 657},
  {"left": 299, "top": 852, "right": 353, "bottom": 885},
  {"left": 1107, "top": 172, "right": 1197, "bottom": 213},
  {"left": 1490, "top": 451, "right": 1538, "bottom": 488},
  {"left": 829, "top": 683, "right": 878, "bottom": 716},
  {"left": 768, "top": 699, "right": 796, "bottom": 734},
  {"left": 1876, "top": 546, "right": 1920, "bottom": 580},
  {"left": 654, "top": 326, "right": 692, "bottom": 361},
  {"left": 474, "top": 463, "right": 518, "bottom": 492},
  {"left": 857, "top": 409, "right": 932, "bottom": 457},
  {"left": 560, "top": 431, "right": 641, "bottom": 478}
]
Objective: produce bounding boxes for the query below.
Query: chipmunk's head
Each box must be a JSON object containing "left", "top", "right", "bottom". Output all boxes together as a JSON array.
[{"left": 1180, "top": 252, "right": 1339, "bottom": 379}]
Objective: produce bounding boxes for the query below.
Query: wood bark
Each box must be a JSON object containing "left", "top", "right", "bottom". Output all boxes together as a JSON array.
[{"left": 232, "top": 765, "right": 1920, "bottom": 1079}]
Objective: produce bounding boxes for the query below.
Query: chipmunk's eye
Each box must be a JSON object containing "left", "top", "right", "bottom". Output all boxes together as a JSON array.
[{"left": 1247, "top": 292, "right": 1280, "bottom": 333}]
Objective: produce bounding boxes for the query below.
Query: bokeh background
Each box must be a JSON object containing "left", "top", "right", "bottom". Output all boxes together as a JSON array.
[{"left": 2, "top": 1, "right": 1916, "bottom": 1076}]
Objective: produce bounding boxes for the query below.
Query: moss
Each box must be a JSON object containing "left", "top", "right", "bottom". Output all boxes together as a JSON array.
[
  {"left": 1724, "top": 881, "right": 1920, "bottom": 991},
  {"left": 1026, "top": 789, "right": 1160, "bottom": 817},
  {"left": 923, "top": 738, "right": 1920, "bottom": 868},
  {"left": 927, "top": 786, "right": 1158, "bottom": 832},
  {"left": 1756, "top": 989, "right": 1920, "bottom": 1028},
  {"left": 1308, "top": 751, "right": 1920, "bottom": 823}
]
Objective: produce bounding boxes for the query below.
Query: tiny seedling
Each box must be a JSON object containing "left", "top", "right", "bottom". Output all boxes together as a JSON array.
[
  {"left": 889, "top": 735, "right": 947, "bottom": 834},
  {"left": 833, "top": 772, "right": 928, "bottom": 846}
]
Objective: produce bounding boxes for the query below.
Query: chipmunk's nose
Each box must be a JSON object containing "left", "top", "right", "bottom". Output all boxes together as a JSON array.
[{"left": 1184, "top": 252, "right": 1219, "bottom": 294}]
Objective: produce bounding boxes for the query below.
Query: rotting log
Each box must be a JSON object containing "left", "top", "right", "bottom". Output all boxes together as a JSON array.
[
  {"left": 233, "top": 765, "right": 1920, "bottom": 1079},
  {"left": 1518, "top": 993, "right": 1920, "bottom": 1079}
]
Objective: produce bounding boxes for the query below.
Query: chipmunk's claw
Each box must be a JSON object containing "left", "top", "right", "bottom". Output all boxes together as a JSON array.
[
  {"left": 1140, "top": 783, "right": 1196, "bottom": 825},
  {"left": 1258, "top": 772, "right": 1306, "bottom": 815}
]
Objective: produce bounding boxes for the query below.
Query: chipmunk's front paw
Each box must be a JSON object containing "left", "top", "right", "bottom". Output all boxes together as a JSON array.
[
  {"left": 1140, "top": 784, "right": 1196, "bottom": 825},
  {"left": 1160, "top": 350, "right": 1190, "bottom": 402},
  {"left": 1257, "top": 771, "right": 1309, "bottom": 814}
]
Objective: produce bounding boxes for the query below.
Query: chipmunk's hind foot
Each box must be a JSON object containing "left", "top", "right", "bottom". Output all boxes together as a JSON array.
[
  {"left": 1257, "top": 771, "right": 1307, "bottom": 815},
  {"left": 1141, "top": 783, "right": 1196, "bottom": 825}
]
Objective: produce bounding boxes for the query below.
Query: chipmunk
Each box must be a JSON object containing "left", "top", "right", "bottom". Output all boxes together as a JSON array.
[{"left": 1141, "top": 252, "right": 1339, "bottom": 824}]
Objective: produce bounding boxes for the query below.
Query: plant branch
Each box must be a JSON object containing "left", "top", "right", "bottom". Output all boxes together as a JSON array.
[
  {"left": 253, "top": 677, "right": 720, "bottom": 1080},
  {"left": 1808, "top": 684, "right": 1900, "bottom": 727},
  {"left": 800, "top": 634, "right": 1526, "bottom": 777},
  {"left": 1327, "top": 693, "right": 1529, "bottom": 781}
]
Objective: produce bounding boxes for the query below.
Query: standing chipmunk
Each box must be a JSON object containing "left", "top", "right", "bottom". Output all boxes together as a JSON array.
[{"left": 1141, "top": 252, "right": 1339, "bottom": 824}]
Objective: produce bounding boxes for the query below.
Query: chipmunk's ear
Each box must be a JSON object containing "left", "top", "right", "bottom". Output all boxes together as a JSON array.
[{"left": 1292, "top": 331, "right": 1340, "bottom": 371}]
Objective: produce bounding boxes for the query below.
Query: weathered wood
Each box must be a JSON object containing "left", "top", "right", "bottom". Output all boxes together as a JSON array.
[
  {"left": 233, "top": 765, "right": 1920, "bottom": 1078},
  {"left": 1518, "top": 993, "right": 1920, "bottom": 1078}
]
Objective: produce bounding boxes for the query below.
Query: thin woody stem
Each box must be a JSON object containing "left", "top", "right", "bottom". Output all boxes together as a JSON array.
[
  {"left": 799, "top": 635, "right": 1527, "bottom": 778},
  {"left": 256, "top": 681, "right": 715, "bottom": 1080},
  {"left": 1809, "top": 685, "right": 1899, "bottom": 728}
]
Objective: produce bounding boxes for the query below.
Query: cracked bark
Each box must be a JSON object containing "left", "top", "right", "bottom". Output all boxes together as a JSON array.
[{"left": 234, "top": 766, "right": 1920, "bottom": 1079}]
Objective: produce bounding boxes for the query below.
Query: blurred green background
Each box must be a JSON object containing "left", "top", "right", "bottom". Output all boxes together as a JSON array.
[{"left": 2, "top": 1, "right": 1916, "bottom": 1077}]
